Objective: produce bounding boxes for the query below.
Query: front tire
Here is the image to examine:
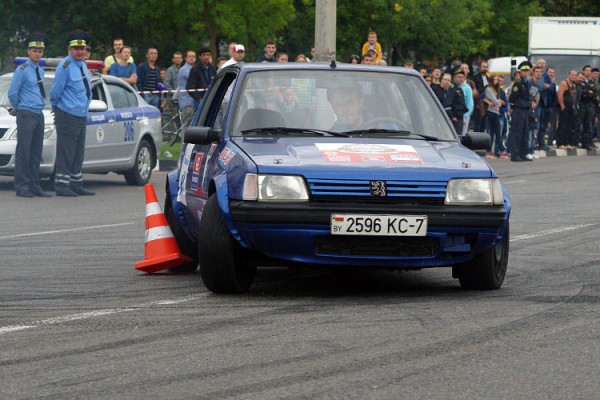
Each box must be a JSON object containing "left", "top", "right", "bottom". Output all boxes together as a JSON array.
[
  {"left": 125, "top": 139, "right": 153, "bottom": 186},
  {"left": 198, "top": 194, "right": 256, "bottom": 293},
  {"left": 454, "top": 224, "right": 509, "bottom": 290}
]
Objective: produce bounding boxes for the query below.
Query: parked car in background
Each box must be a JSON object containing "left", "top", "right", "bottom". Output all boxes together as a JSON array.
[{"left": 0, "top": 58, "right": 162, "bottom": 185}]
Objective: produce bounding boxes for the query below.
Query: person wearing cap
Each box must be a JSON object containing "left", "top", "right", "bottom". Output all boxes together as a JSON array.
[
  {"left": 186, "top": 47, "right": 216, "bottom": 108},
  {"left": 50, "top": 29, "right": 95, "bottom": 196},
  {"left": 508, "top": 61, "right": 533, "bottom": 162},
  {"left": 220, "top": 44, "right": 246, "bottom": 69},
  {"left": 361, "top": 31, "right": 383, "bottom": 64},
  {"left": 8, "top": 33, "right": 53, "bottom": 198}
]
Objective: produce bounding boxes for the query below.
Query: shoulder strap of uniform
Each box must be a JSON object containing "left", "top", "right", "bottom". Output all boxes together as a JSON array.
[
  {"left": 20, "top": 62, "right": 28, "bottom": 70},
  {"left": 63, "top": 59, "right": 71, "bottom": 68}
]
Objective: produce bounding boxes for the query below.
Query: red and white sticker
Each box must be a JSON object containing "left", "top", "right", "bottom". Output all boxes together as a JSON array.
[{"left": 315, "top": 143, "right": 423, "bottom": 164}]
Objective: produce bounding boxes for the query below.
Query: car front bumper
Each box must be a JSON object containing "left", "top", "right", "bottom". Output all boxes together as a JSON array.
[{"left": 228, "top": 200, "right": 509, "bottom": 268}]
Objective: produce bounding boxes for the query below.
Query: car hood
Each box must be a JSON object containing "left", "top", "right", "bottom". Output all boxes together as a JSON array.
[
  {"left": 0, "top": 109, "right": 54, "bottom": 129},
  {"left": 230, "top": 137, "right": 494, "bottom": 180}
]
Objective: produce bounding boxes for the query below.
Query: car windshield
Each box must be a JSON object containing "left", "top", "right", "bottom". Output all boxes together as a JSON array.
[
  {"left": 0, "top": 76, "right": 54, "bottom": 110},
  {"left": 230, "top": 69, "right": 455, "bottom": 140}
]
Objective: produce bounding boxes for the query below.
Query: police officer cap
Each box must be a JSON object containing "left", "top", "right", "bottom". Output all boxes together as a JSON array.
[
  {"left": 24, "top": 33, "right": 49, "bottom": 49},
  {"left": 65, "top": 30, "right": 90, "bottom": 48},
  {"left": 518, "top": 61, "right": 533, "bottom": 71}
]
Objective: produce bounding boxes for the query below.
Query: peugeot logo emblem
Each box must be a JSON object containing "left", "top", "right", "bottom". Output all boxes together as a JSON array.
[{"left": 370, "top": 180, "right": 387, "bottom": 197}]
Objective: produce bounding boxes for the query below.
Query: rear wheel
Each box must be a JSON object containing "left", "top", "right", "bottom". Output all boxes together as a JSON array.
[
  {"left": 125, "top": 139, "right": 153, "bottom": 186},
  {"left": 198, "top": 194, "right": 256, "bottom": 293},
  {"left": 454, "top": 224, "right": 509, "bottom": 290},
  {"left": 164, "top": 193, "right": 198, "bottom": 274}
]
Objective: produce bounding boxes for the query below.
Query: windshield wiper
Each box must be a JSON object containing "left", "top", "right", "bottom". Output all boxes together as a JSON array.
[
  {"left": 241, "top": 127, "right": 349, "bottom": 137},
  {"left": 343, "top": 129, "right": 439, "bottom": 141}
]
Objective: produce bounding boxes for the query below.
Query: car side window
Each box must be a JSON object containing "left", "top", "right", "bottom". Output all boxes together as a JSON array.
[
  {"left": 106, "top": 83, "right": 137, "bottom": 109},
  {"left": 196, "top": 72, "right": 237, "bottom": 131},
  {"left": 92, "top": 83, "right": 107, "bottom": 103}
]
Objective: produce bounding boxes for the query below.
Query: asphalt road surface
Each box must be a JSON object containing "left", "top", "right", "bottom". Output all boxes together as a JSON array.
[{"left": 1, "top": 157, "right": 600, "bottom": 400}]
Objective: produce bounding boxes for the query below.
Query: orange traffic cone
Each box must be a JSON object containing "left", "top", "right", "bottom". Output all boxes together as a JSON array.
[{"left": 135, "top": 184, "right": 194, "bottom": 273}]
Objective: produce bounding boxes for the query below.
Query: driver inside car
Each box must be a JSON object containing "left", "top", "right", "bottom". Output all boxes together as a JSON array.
[{"left": 327, "top": 86, "right": 371, "bottom": 131}]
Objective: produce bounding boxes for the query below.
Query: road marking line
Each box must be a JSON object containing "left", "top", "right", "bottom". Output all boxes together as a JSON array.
[
  {"left": 511, "top": 224, "right": 596, "bottom": 242},
  {"left": 0, "top": 222, "right": 136, "bottom": 240},
  {"left": 0, "top": 294, "right": 209, "bottom": 335},
  {"left": 503, "top": 180, "right": 527, "bottom": 184}
]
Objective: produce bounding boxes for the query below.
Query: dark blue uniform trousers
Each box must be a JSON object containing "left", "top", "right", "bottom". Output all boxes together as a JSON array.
[
  {"left": 14, "top": 109, "right": 45, "bottom": 193},
  {"left": 53, "top": 108, "right": 87, "bottom": 191},
  {"left": 510, "top": 108, "right": 529, "bottom": 159}
]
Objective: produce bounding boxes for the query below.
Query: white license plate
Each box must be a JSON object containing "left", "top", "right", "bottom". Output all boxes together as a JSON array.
[{"left": 331, "top": 214, "right": 428, "bottom": 236}]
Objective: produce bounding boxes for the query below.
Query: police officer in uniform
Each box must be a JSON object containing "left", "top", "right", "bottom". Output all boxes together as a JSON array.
[
  {"left": 8, "top": 33, "right": 52, "bottom": 198},
  {"left": 50, "top": 30, "right": 95, "bottom": 196},
  {"left": 508, "top": 61, "right": 533, "bottom": 162}
]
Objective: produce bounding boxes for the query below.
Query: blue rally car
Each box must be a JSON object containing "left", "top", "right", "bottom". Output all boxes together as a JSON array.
[{"left": 165, "top": 62, "right": 511, "bottom": 293}]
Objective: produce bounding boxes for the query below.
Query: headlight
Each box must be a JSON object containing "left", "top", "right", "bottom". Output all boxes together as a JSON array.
[
  {"left": 8, "top": 125, "right": 55, "bottom": 140},
  {"left": 43, "top": 125, "right": 55, "bottom": 139},
  {"left": 243, "top": 173, "right": 309, "bottom": 201},
  {"left": 445, "top": 178, "right": 504, "bottom": 205}
]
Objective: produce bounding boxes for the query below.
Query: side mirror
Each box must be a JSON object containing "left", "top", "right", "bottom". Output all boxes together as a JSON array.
[
  {"left": 88, "top": 100, "right": 108, "bottom": 112},
  {"left": 461, "top": 132, "right": 491, "bottom": 150},
  {"left": 184, "top": 126, "right": 220, "bottom": 145}
]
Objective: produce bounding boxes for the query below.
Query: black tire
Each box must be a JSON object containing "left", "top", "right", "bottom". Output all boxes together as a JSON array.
[
  {"left": 164, "top": 194, "right": 198, "bottom": 274},
  {"left": 198, "top": 194, "right": 256, "bottom": 293},
  {"left": 454, "top": 224, "right": 509, "bottom": 290},
  {"left": 125, "top": 139, "right": 153, "bottom": 186}
]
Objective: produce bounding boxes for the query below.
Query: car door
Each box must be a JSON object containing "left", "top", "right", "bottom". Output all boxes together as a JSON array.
[
  {"left": 85, "top": 81, "right": 117, "bottom": 166},
  {"left": 104, "top": 81, "right": 141, "bottom": 163},
  {"left": 180, "top": 71, "right": 238, "bottom": 229}
]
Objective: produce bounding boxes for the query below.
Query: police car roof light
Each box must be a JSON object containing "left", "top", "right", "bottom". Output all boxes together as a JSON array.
[{"left": 13, "top": 57, "right": 104, "bottom": 70}]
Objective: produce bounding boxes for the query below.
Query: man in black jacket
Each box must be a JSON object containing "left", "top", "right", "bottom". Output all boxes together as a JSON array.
[
  {"left": 186, "top": 47, "right": 216, "bottom": 108},
  {"left": 442, "top": 70, "right": 468, "bottom": 135}
]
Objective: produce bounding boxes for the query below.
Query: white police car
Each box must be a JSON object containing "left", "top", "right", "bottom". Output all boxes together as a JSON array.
[{"left": 0, "top": 59, "right": 162, "bottom": 185}]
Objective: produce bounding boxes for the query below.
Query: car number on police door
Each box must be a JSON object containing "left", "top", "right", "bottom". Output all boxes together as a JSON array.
[{"left": 331, "top": 214, "right": 427, "bottom": 236}]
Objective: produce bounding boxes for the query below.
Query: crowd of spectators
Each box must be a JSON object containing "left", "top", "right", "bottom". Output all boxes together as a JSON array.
[{"left": 100, "top": 33, "right": 599, "bottom": 161}]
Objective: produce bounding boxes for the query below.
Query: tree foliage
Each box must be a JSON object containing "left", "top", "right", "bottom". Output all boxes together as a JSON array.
[{"left": 1, "top": 0, "right": 597, "bottom": 72}]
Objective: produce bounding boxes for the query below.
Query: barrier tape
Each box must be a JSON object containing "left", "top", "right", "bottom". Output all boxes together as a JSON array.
[{"left": 137, "top": 88, "right": 208, "bottom": 94}]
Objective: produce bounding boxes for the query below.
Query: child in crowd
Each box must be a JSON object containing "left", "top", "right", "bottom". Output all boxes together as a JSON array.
[{"left": 361, "top": 31, "right": 382, "bottom": 64}]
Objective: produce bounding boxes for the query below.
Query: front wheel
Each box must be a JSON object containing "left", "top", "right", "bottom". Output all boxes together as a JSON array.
[
  {"left": 125, "top": 139, "right": 153, "bottom": 186},
  {"left": 198, "top": 194, "right": 256, "bottom": 294},
  {"left": 453, "top": 224, "right": 509, "bottom": 290}
]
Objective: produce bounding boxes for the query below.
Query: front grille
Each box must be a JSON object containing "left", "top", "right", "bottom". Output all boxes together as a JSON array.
[
  {"left": 0, "top": 128, "right": 8, "bottom": 139},
  {"left": 0, "top": 154, "right": 12, "bottom": 166},
  {"left": 307, "top": 178, "right": 446, "bottom": 202},
  {"left": 315, "top": 235, "right": 439, "bottom": 257}
]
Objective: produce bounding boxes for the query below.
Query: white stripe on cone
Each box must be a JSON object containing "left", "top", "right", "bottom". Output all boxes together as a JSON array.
[
  {"left": 146, "top": 226, "right": 175, "bottom": 242},
  {"left": 146, "top": 202, "right": 163, "bottom": 217}
]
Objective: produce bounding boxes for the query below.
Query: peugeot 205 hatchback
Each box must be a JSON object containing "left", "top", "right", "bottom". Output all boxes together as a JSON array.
[{"left": 165, "top": 62, "right": 511, "bottom": 293}]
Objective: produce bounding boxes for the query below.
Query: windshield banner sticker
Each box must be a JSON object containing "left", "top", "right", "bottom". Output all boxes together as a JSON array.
[{"left": 315, "top": 143, "right": 423, "bottom": 164}]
